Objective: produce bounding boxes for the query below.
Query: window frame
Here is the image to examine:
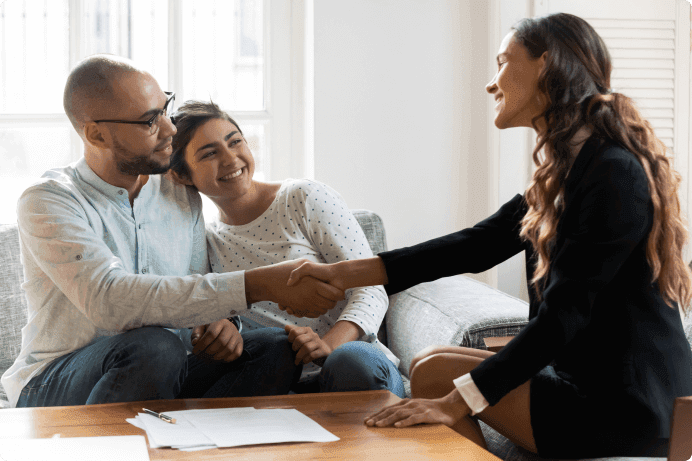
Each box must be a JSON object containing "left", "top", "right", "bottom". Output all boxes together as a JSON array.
[{"left": 0, "top": 0, "right": 312, "bottom": 193}]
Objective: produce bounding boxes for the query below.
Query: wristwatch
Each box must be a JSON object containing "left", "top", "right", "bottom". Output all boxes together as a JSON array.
[{"left": 228, "top": 315, "right": 242, "bottom": 333}]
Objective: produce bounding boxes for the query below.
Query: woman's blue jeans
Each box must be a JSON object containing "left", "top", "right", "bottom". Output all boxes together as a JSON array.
[
  {"left": 320, "top": 341, "right": 406, "bottom": 398},
  {"left": 238, "top": 316, "right": 405, "bottom": 398},
  {"left": 17, "top": 326, "right": 301, "bottom": 407}
]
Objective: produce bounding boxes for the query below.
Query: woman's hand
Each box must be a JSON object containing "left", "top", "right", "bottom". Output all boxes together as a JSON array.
[
  {"left": 191, "top": 318, "right": 243, "bottom": 362},
  {"left": 245, "top": 259, "right": 345, "bottom": 317},
  {"left": 285, "top": 325, "right": 332, "bottom": 365},
  {"left": 286, "top": 261, "right": 347, "bottom": 291},
  {"left": 364, "top": 389, "right": 470, "bottom": 428},
  {"left": 283, "top": 257, "right": 388, "bottom": 317}
]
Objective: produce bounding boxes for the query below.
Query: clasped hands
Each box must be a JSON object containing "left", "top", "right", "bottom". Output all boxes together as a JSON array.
[
  {"left": 246, "top": 259, "right": 348, "bottom": 318},
  {"left": 191, "top": 318, "right": 242, "bottom": 362}
]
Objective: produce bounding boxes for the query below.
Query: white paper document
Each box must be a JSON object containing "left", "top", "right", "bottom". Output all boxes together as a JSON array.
[
  {"left": 126, "top": 407, "right": 339, "bottom": 452},
  {"left": 184, "top": 408, "right": 339, "bottom": 447},
  {"left": 0, "top": 435, "right": 150, "bottom": 461}
]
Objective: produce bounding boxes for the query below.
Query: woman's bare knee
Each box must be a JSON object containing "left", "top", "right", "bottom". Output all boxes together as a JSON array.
[
  {"left": 410, "top": 352, "right": 484, "bottom": 399},
  {"left": 409, "top": 345, "right": 493, "bottom": 376},
  {"left": 410, "top": 345, "right": 449, "bottom": 374}
]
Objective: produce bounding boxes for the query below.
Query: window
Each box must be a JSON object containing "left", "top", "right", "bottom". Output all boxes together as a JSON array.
[{"left": 0, "top": 0, "right": 307, "bottom": 223}]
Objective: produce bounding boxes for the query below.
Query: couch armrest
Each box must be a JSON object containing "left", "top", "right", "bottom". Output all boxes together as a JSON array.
[
  {"left": 483, "top": 336, "right": 515, "bottom": 353},
  {"left": 385, "top": 274, "right": 529, "bottom": 379}
]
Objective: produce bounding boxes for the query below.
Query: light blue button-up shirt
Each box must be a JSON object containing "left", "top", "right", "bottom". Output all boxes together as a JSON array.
[{"left": 1, "top": 158, "right": 246, "bottom": 407}]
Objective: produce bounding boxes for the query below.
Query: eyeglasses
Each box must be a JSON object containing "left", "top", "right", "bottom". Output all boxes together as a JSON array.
[{"left": 94, "top": 92, "right": 175, "bottom": 135}]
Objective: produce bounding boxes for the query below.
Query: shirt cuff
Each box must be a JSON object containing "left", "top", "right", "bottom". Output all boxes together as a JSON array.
[
  {"left": 453, "top": 373, "right": 489, "bottom": 416},
  {"left": 214, "top": 270, "right": 249, "bottom": 314}
]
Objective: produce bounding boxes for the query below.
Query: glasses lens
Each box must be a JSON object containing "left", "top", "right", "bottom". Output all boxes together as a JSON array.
[
  {"left": 149, "top": 114, "right": 160, "bottom": 135},
  {"left": 150, "top": 94, "right": 175, "bottom": 135}
]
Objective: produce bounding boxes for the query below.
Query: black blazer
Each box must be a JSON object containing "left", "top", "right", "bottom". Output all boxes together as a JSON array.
[{"left": 378, "top": 135, "right": 692, "bottom": 456}]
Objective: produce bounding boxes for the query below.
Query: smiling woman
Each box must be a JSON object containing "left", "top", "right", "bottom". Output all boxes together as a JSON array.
[
  {"left": 168, "top": 99, "right": 406, "bottom": 398},
  {"left": 283, "top": 12, "right": 692, "bottom": 459},
  {"left": 177, "top": 117, "right": 257, "bottom": 214},
  {"left": 487, "top": 34, "right": 547, "bottom": 130}
]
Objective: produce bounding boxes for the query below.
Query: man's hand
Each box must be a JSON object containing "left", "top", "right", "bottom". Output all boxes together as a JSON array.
[
  {"left": 285, "top": 258, "right": 388, "bottom": 313},
  {"left": 245, "top": 259, "right": 345, "bottom": 318},
  {"left": 286, "top": 261, "right": 346, "bottom": 290},
  {"left": 363, "top": 389, "right": 470, "bottom": 428},
  {"left": 285, "top": 325, "right": 332, "bottom": 365},
  {"left": 191, "top": 319, "right": 243, "bottom": 362}
]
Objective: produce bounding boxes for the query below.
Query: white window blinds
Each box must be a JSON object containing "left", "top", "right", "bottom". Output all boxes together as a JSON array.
[{"left": 591, "top": 18, "right": 676, "bottom": 150}]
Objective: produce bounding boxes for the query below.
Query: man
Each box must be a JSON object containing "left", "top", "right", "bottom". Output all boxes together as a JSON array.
[{"left": 0, "top": 54, "right": 342, "bottom": 408}]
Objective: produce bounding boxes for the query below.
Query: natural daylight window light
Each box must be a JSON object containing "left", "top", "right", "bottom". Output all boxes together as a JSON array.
[{"left": 0, "top": 0, "right": 268, "bottom": 223}]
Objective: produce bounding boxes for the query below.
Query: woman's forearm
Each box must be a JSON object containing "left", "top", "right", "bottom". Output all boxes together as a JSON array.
[
  {"left": 335, "top": 256, "right": 388, "bottom": 290},
  {"left": 322, "top": 320, "right": 363, "bottom": 351}
]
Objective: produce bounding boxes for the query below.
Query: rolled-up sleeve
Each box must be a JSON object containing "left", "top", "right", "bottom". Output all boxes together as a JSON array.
[{"left": 18, "top": 185, "right": 246, "bottom": 332}]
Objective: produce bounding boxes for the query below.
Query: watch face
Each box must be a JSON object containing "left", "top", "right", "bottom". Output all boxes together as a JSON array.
[{"left": 229, "top": 316, "right": 242, "bottom": 332}]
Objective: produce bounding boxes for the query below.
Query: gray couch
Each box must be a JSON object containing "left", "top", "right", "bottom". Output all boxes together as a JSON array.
[{"left": 1, "top": 211, "right": 690, "bottom": 461}]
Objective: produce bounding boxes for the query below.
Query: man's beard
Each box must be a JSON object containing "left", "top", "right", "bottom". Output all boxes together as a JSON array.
[{"left": 112, "top": 137, "right": 171, "bottom": 176}]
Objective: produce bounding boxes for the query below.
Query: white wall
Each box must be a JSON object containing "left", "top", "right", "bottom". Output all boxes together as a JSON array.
[
  {"left": 495, "top": 0, "right": 533, "bottom": 301},
  {"left": 313, "top": 0, "right": 496, "bottom": 284}
]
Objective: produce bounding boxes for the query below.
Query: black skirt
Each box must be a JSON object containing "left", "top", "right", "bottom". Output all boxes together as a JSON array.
[{"left": 529, "top": 366, "right": 668, "bottom": 459}]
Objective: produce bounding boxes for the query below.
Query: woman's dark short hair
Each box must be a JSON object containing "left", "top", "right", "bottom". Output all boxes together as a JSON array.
[{"left": 170, "top": 100, "right": 243, "bottom": 181}]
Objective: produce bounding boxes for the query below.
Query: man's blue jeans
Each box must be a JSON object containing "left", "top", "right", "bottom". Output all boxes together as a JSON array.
[{"left": 16, "top": 326, "right": 301, "bottom": 407}]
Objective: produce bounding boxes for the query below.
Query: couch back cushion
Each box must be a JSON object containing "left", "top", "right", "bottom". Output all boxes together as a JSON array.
[
  {"left": 352, "top": 209, "right": 388, "bottom": 255},
  {"left": 0, "top": 224, "right": 26, "bottom": 405},
  {"left": 352, "top": 210, "right": 389, "bottom": 346}
]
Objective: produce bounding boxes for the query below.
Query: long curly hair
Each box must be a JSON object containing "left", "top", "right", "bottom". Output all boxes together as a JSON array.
[{"left": 514, "top": 13, "right": 691, "bottom": 313}]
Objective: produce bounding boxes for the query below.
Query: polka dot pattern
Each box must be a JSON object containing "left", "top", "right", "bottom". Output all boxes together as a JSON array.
[{"left": 206, "top": 179, "right": 392, "bottom": 382}]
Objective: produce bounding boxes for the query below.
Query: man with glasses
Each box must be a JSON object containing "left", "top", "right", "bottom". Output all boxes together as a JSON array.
[{"left": 1, "top": 54, "right": 344, "bottom": 408}]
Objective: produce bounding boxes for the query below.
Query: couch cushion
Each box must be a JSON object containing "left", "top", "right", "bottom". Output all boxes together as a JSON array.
[
  {"left": 352, "top": 209, "right": 388, "bottom": 255},
  {"left": 352, "top": 209, "right": 390, "bottom": 347},
  {"left": 386, "top": 274, "right": 529, "bottom": 378},
  {"left": 0, "top": 224, "right": 26, "bottom": 406}
]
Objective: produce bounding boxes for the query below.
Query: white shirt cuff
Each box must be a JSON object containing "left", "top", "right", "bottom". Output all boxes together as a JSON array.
[
  {"left": 453, "top": 373, "right": 489, "bottom": 416},
  {"left": 215, "top": 270, "right": 249, "bottom": 315}
]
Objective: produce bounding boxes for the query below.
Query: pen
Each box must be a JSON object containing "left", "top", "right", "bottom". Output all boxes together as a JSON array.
[{"left": 142, "top": 408, "right": 177, "bottom": 424}]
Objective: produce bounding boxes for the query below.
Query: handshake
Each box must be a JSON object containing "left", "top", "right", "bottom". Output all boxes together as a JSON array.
[{"left": 244, "top": 257, "right": 388, "bottom": 318}]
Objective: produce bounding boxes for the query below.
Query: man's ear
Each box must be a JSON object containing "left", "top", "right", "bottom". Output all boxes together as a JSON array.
[
  {"left": 168, "top": 169, "right": 194, "bottom": 186},
  {"left": 83, "top": 122, "right": 110, "bottom": 149}
]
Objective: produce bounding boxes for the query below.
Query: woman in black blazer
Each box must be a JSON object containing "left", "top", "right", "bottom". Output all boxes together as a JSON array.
[{"left": 285, "top": 13, "right": 692, "bottom": 458}]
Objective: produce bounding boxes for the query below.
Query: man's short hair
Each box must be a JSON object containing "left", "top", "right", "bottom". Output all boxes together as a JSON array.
[{"left": 63, "top": 54, "right": 140, "bottom": 135}]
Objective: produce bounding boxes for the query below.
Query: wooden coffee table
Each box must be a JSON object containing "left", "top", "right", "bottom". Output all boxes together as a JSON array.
[{"left": 0, "top": 390, "right": 500, "bottom": 460}]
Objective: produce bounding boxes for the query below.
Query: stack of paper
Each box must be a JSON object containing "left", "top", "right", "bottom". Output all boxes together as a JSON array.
[
  {"left": 0, "top": 436, "right": 150, "bottom": 461},
  {"left": 127, "top": 407, "right": 339, "bottom": 452}
]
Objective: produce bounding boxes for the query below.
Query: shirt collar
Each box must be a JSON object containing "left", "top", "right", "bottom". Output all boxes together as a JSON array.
[{"left": 75, "top": 157, "right": 153, "bottom": 203}]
